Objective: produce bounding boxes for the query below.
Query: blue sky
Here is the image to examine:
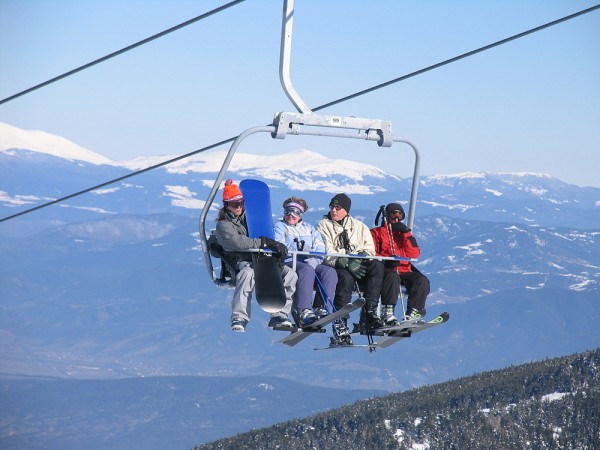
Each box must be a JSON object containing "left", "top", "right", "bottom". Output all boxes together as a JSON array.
[{"left": 1, "top": 0, "right": 599, "bottom": 187}]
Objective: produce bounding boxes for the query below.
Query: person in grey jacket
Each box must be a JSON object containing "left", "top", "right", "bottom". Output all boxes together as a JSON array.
[{"left": 215, "top": 179, "right": 296, "bottom": 332}]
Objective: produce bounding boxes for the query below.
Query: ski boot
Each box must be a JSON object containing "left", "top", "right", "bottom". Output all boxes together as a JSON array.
[
  {"left": 358, "top": 305, "right": 384, "bottom": 333},
  {"left": 313, "top": 307, "right": 328, "bottom": 320},
  {"left": 404, "top": 307, "right": 426, "bottom": 321},
  {"left": 381, "top": 304, "right": 400, "bottom": 327},
  {"left": 268, "top": 315, "right": 293, "bottom": 329},
  {"left": 231, "top": 317, "right": 248, "bottom": 332},
  {"left": 296, "top": 309, "right": 318, "bottom": 328},
  {"left": 330, "top": 318, "right": 353, "bottom": 346}
]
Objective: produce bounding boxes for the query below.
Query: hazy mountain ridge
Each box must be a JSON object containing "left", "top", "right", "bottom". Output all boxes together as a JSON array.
[
  {"left": 1, "top": 131, "right": 599, "bottom": 388},
  {"left": 1, "top": 213, "right": 598, "bottom": 386},
  {"left": 0, "top": 375, "right": 386, "bottom": 450}
]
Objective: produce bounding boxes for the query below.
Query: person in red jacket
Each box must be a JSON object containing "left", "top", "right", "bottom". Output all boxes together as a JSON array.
[{"left": 370, "top": 203, "right": 430, "bottom": 326}]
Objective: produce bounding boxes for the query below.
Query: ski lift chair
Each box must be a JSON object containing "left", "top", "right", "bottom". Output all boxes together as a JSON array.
[{"left": 199, "top": 0, "right": 421, "bottom": 288}]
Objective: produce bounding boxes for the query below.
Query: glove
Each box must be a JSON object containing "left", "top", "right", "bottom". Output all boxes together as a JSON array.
[
  {"left": 336, "top": 257, "right": 349, "bottom": 269},
  {"left": 346, "top": 259, "right": 367, "bottom": 279},
  {"left": 392, "top": 222, "right": 410, "bottom": 233},
  {"left": 260, "top": 236, "right": 288, "bottom": 259}
]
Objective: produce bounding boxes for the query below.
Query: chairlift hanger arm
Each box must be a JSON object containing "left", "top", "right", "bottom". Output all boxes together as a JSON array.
[{"left": 280, "top": 0, "right": 312, "bottom": 113}]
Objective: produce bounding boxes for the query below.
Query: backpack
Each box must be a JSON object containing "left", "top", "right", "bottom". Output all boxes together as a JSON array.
[{"left": 207, "top": 231, "right": 238, "bottom": 286}]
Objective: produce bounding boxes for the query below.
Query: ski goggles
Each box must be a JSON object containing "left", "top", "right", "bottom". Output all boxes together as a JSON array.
[
  {"left": 226, "top": 200, "right": 245, "bottom": 208},
  {"left": 284, "top": 207, "right": 303, "bottom": 218}
]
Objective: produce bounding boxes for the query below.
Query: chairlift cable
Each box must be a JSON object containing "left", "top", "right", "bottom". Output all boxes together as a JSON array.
[
  {"left": 1, "top": 4, "right": 597, "bottom": 224},
  {"left": 314, "top": 4, "right": 600, "bottom": 112},
  {"left": 0, "top": 137, "right": 232, "bottom": 223},
  {"left": 0, "top": 0, "right": 246, "bottom": 106}
]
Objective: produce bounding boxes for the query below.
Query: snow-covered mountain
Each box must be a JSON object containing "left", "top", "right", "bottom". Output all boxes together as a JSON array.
[
  {"left": 2, "top": 122, "right": 599, "bottom": 231},
  {"left": 0, "top": 122, "right": 112, "bottom": 165},
  {"left": 1, "top": 122, "right": 599, "bottom": 447}
]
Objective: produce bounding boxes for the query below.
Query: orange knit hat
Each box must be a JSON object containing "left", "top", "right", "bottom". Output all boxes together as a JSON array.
[{"left": 222, "top": 179, "right": 243, "bottom": 202}]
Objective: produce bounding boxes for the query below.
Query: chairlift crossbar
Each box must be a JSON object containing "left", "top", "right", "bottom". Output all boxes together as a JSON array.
[{"left": 272, "top": 112, "right": 393, "bottom": 147}]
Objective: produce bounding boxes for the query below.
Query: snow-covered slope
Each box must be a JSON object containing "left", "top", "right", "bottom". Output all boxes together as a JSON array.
[
  {"left": 0, "top": 122, "right": 112, "bottom": 165},
  {"left": 116, "top": 148, "right": 397, "bottom": 195}
]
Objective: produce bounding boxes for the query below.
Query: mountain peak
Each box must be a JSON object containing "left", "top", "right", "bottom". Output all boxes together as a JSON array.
[{"left": 0, "top": 122, "right": 112, "bottom": 165}]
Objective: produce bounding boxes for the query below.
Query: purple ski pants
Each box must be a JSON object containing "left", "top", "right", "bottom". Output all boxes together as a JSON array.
[{"left": 287, "top": 260, "right": 338, "bottom": 311}]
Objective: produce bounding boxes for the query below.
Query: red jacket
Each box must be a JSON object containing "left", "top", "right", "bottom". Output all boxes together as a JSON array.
[{"left": 370, "top": 224, "right": 420, "bottom": 273}]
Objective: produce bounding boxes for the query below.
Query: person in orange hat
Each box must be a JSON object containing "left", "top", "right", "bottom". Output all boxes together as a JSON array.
[{"left": 215, "top": 179, "right": 296, "bottom": 332}]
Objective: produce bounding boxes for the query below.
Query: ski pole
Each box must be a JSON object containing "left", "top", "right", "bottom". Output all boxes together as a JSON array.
[{"left": 315, "top": 273, "right": 336, "bottom": 313}]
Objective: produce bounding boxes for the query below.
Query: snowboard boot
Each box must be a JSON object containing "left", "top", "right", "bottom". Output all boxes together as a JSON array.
[
  {"left": 381, "top": 304, "right": 400, "bottom": 327},
  {"left": 331, "top": 318, "right": 353, "bottom": 346},
  {"left": 268, "top": 315, "right": 293, "bottom": 329},
  {"left": 231, "top": 318, "right": 248, "bottom": 332},
  {"left": 359, "top": 305, "right": 384, "bottom": 332}
]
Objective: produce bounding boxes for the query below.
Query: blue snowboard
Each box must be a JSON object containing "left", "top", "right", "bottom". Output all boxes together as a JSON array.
[{"left": 239, "top": 179, "right": 287, "bottom": 313}]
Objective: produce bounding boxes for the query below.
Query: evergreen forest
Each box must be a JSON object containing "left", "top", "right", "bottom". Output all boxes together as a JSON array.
[{"left": 193, "top": 348, "right": 600, "bottom": 449}]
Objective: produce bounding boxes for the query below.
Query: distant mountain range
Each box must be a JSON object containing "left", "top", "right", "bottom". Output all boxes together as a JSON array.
[
  {"left": 1, "top": 122, "right": 599, "bottom": 446},
  {"left": 1, "top": 375, "right": 385, "bottom": 450}
]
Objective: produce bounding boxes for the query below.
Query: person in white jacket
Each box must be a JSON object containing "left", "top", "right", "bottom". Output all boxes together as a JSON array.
[
  {"left": 274, "top": 197, "right": 338, "bottom": 327},
  {"left": 317, "top": 193, "right": 384, "bottom": 343}
]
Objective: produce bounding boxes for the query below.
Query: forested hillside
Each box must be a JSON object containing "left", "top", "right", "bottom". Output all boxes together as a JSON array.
[{"left": 194, "top": 348, "right": 600, "bottom": 449}]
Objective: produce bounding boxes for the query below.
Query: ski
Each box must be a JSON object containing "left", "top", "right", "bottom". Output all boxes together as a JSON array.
[
  {"left": 374, "top": 312, "right": 450, "bottom": 349},
  {"left": 276, "top": 298, "right": 366, "bottom": 347},
  {"left": 314, "top": 343, "right": 376, "bottom": 351},
  {"left": 351, "top": 315, "right": 425, "bottom": 337},
  {"left": 239, "top": 179, "right": 286, "bottom": 313}
]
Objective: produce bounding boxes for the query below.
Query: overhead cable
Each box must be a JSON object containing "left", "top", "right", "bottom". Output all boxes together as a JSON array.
[
  {"left": 1, "top": 4, "right": 598, "bottom": 223},
  {"left": 0, "top": 0, "right": 246, "bottom": 106},
  {"left": 314, "top": 4, "right": 600, "bottom": 111}
]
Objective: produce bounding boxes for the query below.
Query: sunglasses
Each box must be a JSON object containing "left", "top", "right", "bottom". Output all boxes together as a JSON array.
[
  {"left": 227, "top": 200, "right": 245, "bottom": 208},
  {"left": 329, "top": 205, "right": 343, "bottom": 211},
  {"left": 390, "top": 210, "right": 403, "bottom": 215},
  {"left": 284, "top": 207, "right": 302, "bottom": 218}
]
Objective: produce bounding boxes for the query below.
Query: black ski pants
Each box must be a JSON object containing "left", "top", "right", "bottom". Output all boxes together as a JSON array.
[
  {"left": 381, "top": 267, "right": 430, "bottom": 313},
  {"left": 334, "top": 259, "right": 383, "bottom": 311}
]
